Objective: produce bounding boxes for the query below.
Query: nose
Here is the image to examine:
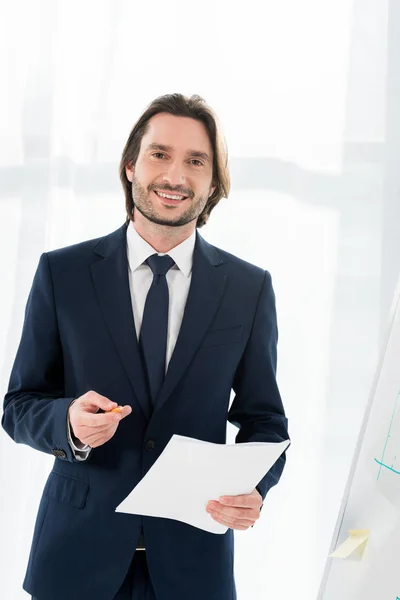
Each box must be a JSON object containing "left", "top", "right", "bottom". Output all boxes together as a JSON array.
[{"left": 161, "top": 160, "right": 187, "bottom": 188}]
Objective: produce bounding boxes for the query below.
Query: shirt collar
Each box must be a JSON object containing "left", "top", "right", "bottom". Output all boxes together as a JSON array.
[{"left": 126, "top": 221, "right": 196, "bottom": 278}]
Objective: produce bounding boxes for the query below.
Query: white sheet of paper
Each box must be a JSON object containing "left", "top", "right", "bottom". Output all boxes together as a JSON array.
[{"left": 115, "top": 435, "right": 290, "bottom": 534}]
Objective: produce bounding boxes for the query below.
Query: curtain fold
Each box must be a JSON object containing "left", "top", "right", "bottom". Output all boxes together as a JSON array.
[{"left": 0, "top": 1, "right": 394, "bottom": 598}]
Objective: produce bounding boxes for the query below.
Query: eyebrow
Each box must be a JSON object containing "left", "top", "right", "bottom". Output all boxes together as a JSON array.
[{"left": 146, "top": 143, "right": 211, "bottom": 163}]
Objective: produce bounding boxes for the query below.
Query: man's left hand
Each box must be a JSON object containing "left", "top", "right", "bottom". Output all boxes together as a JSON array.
[{"left": 206, "top": 488, "right": 263, "bottom": 530}]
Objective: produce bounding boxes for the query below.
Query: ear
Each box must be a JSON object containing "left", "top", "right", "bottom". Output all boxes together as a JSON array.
[
  {"left": 209, "top": 183, "right": 216, "bottom": 198},
  {"left": 125, "top": 161, "right": 134, "bottom": 183}
]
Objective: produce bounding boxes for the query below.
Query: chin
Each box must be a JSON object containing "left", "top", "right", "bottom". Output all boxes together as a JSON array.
[
  {"left": 153, "top": 216, "right": 195, "bottom": 228},
  {"left": 134, "top": 201, "right": 197, "bottom": 227}
]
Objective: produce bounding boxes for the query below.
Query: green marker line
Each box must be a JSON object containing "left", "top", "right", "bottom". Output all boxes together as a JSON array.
[
  {"left": 374, "top": 458, "right": 400, "bottom": 475},
  {"left": 377, "top": 391, "right": 400, "bottom": 480}
]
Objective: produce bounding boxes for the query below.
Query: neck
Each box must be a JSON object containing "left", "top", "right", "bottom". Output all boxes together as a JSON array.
[{"left": 131, "top": 210, "right": 196, "bottom": 253}]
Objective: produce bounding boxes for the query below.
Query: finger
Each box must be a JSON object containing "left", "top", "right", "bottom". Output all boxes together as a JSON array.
[
  {"left": 82, "top": 404, "right": 132, "bottom": 429},
  {"left": 87, "top": 432, "right": 113, "bottom": 448},
  {"left": 78, "top": 411, "right": 121, "bottom": 428},
  {"left": 81, "top": 405, "right": 132, "bottom": 428},
  {"left": 218, "top": 494, "right": 256, "bottom": 508},
  {"left": 209, "top": 506, "right": 256, "bottom": 524},
  {"left": 207, "top": 500, "right": 251, "bottom": 515},
  {"left": 84, "top": 392, "right": 117, "bottom": 412},
  {"left": 74, "top": 423, "right": 116, "bottom": 445},
  {"left": 83, "top": 429, "right": 115, "bottom": 445},
  {"left": 78, "top": 422, "right": 116, "bottom": 438},
  {"left": 85, "top": 419, "right": 119, "bottom": 438},
  {"left": 209, "top": 513, "right": 248, "bottom": 530},
  {"left": 114, "top": 405, "right": 132, "bottom": 419}
]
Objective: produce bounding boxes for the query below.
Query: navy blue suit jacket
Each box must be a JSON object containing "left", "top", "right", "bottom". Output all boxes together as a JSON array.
[{"left": 2, "top": 223, "right": 289, "bottom": 600}]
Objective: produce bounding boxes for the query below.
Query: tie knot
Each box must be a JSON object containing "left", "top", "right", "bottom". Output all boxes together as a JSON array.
[{"left": 146, "top": 254, "right": 175, "bottom": 276}]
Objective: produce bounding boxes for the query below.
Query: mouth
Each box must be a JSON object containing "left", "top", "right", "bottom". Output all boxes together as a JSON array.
[{"left": 152, "top": 190, "right": 189, "bottom": 205}]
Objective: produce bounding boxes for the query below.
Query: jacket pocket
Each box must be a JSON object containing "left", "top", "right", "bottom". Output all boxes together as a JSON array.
[
  {"left": 200, "top": 325, "right": 243, "bottom": 348},
  {"left": 43, "top": 471, "right": 89, "bottom": 509}
]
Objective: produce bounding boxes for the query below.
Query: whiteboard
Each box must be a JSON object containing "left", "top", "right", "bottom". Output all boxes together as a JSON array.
[{"left": 319, "top": 276, "right": 400, "bottom": 600}]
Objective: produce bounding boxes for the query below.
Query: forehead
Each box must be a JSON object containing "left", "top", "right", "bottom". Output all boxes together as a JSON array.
[{"left": 141, "top": 112, "right": 213, "bottom": 154}]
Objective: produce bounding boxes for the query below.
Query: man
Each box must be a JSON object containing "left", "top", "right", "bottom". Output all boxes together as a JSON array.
[{"left": 2, "top": 93, "right": 289, "bottom": 600}]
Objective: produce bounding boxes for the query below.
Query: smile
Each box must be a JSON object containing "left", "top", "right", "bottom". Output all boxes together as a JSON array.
[{"left": 153, "top": 190, "right": 189, "bottom": 203}]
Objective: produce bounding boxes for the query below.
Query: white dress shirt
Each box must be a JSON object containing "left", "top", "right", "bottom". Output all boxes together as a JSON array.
[{"left": 67, "top": 221, "right": 196, "bottom": 459}]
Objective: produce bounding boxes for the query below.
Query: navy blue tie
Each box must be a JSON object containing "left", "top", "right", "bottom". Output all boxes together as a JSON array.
[{"left": 139, "top": 254, "right": 175, "bottom": 406}]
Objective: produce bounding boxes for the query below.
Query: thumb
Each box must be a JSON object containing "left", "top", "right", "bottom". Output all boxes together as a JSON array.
[{"left": 85, "top": 392, "right": 117, "bottom": 413}]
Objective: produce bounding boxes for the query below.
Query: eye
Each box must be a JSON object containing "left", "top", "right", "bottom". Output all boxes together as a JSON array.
[{"left": 151, "top": 153, "right": 203, "bottom": 166}]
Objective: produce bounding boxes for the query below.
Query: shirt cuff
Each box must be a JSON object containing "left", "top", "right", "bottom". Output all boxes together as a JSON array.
[{"left": 66, "top": 408, "right": 92, "bottom": 460}]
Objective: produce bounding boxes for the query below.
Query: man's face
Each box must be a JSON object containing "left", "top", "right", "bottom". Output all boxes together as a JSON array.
[{"left": 125, "top": 113, "right": 216, "bottom": 227}]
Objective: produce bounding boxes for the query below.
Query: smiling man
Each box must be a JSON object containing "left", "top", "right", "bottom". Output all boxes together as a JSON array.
[
  {"left": 2, "top": 93, "right": 289, "bottom": 600},
  {"left": 126, "top": 113, "right": 215, "bottom": 234}
]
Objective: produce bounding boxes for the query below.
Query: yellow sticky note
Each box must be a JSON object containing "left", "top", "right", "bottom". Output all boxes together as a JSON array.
[{"left": 329, "top": 529, "right": 370, "bottom": 559}]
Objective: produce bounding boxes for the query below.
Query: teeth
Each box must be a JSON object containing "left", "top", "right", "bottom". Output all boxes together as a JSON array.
[{"left": 156, "top": 191, "right": 186, "bottom": 200}]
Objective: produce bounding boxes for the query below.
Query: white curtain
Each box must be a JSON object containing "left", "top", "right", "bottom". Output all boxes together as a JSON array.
[{"left": 1, "top": 1, "right": 397, "bottom": 598}]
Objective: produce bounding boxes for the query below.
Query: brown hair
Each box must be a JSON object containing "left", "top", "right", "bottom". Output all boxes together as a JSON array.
[{"left": 119, "top": 93, "right": 230, "bottom": 228}]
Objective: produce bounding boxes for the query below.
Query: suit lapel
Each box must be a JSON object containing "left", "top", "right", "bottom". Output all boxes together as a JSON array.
[
  {"left": 90, "top": 224, "right": 152, "bottom": 420},
  {"left": 154, "top": 232, "right": 227, "bottom": 413},
  {"left": 89, "top": 225, "right": 227, "bottom": 420}
]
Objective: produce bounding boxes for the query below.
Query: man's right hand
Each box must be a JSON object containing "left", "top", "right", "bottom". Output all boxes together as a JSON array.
[{"left": 68, "top": 391, "right": 132, "bottom": 449}]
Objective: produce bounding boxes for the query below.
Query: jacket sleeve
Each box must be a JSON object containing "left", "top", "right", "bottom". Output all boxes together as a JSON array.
[
  {"left": 228, "top": 270, "right": 290, "bottom": 502},
  {"left": 2, "top": 252, "right": 83, "bottom": 463}
]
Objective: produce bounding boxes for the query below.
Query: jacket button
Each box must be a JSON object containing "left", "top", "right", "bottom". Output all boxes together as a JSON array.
[
  {"left": 145, "top": 440, "right": 156, "bottom": 451},
  {"left": 52, "top": 449, "right": 67, "bottom": 459}
]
